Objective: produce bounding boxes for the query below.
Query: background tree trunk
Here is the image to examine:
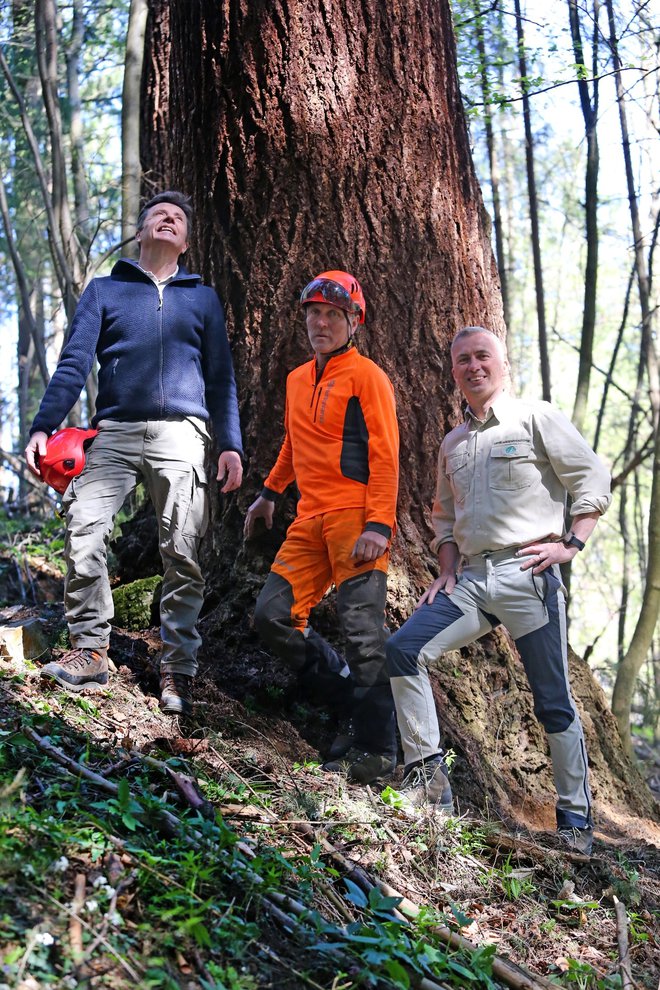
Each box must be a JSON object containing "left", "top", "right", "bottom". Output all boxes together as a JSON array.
[
  {"left": 122, "top": 0, "right": 148, "bottom": 256},
  {"left": 513, "top": 0, "right": 551, "bottom": 403},
  {"left": 140, "top": 0, "right": 658, "bottom": 832}
]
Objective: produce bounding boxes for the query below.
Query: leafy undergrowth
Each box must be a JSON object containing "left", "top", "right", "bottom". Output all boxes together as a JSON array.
[
  {"left": 1, "top": 509, "right": 658, "bottom": 990},
  {"left": 1, "top": 655, "right": 659, "bottom": 990}
]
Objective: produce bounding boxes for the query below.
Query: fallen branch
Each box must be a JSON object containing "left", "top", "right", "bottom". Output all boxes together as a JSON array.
[
  {"left": 613, "top": 896, "right": 634, "bottom": 990},
  {"left": 69, "top": 873, "right": 86, "bottom": 962},
  {"left": 482, "top": 828, "right": 592, "bottom": 865}
]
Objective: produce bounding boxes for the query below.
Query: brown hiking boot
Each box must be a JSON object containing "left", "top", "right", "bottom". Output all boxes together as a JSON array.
[
  {"left": 557, "top": 826, "right": 594, "bottom": 856},
  {"left": 40, "top": 648, "right": 109, "bottom": 692},
  {"left": 159, "top": 672, "right": 194, "bottom": 716}
]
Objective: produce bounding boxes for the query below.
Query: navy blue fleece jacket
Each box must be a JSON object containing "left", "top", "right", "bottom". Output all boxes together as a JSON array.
[{"left": 31, "top": 259, "right": 243, "bottom": 456}]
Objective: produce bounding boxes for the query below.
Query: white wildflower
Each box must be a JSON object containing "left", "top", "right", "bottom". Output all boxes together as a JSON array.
[
  {"left": 35, "top": 931, "right": 54, "bottom": 945},
  {"left": 84, "top": 899, "right": 99, "bottom": 913},
  {"left": 21, "top": 863, "right": 36, "bottom": 877},
  {"left": 92, "top": 875, "right": 108, "bottom": 888},
  {"left": 50, "top": 856, "right": 70, "bottom": 873},
  {"left": 107, "top": 909, "right": 122, "bottom": 926}
]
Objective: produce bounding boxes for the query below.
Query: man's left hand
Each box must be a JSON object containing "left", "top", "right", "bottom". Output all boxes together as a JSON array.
[
  {"left": 517, "top": 540, "right": 577, "bottom": 574},
  {"left": 217, "top": 451, "right": 243, "bottom": 493},
  {"left": 351, "top": 529, "right": 389, "bottom": 564}
]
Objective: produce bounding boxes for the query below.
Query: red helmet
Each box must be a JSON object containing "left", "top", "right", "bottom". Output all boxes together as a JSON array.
[
  {"left": 38, "top": 427, "right": 98, "bottom": 494},
  {"left": 300, "top": 270, "right": 366, "bottom": 324}
]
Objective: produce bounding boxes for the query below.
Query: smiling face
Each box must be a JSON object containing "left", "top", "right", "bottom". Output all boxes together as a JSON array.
[
  {"left": 305, "top": 302, "right": 357, "bottom": 358},
  {"left": 451, "top": 330, "right": 507, "bottom": 414},
  {"left": 135, "top": 202, "right": 189, "bottom": 257}
]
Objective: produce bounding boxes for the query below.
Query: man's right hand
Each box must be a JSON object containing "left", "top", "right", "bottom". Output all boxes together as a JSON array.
[
  {"left": 25, "top": 431, "right": 49, "bottom": 478},
  {"left": 243, "top": 494, "right": 275, "bottom": 539},
  {"left": 416, "top": 541, "right": 460, "bottom": 607},
  {"left": 416, "top": 571, "right": 457, "bottom": 608}
]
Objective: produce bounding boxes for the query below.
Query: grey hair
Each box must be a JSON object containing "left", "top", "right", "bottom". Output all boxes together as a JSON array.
[
  {"left": 136, "top": 190, "right": 192, "bottom": 233},
  {"left": 451, "top": 326, "right": 505, "bottom": 357}
]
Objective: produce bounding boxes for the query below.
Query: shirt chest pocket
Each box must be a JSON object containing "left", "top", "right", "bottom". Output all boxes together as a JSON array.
[
  {"left": 445, "top": 449, "right": 470, "bottom": 504},
  {"left": 489, "top": 439, "right": 535, "bottom": 490}
]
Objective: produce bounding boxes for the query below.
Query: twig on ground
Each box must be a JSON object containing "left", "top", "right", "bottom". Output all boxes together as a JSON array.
[
  {"left": 483, "top": 828, "right": 592, "bottom": 864},
  {"left": 613, "top": 896, "right": 634, "bottom": 990},
  {"left": 292, "top": 820, "right": 557, "bottom": 990},
  {"left": 69, "top": 873, "right": 86, "bottom": 962}
]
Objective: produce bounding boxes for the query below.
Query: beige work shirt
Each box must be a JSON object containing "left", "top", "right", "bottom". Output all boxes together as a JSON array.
[{"left": 430, "top": 392, "right": 612, "bottom": 556}]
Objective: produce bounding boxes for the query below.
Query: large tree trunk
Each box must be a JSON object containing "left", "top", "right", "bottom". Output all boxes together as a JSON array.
[
  {"left": 141, "top": 0, "right": 504, "bottom": 599},
  {"left": 140, "top": 0, "right": 658, "bottom": 832}
]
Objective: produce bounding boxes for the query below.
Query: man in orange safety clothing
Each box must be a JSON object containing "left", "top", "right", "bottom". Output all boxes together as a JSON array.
[{"left": 244, "top": 271, "right": 399, "bottom": 785}]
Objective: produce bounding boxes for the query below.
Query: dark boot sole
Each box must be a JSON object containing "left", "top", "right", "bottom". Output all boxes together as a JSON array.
[
  {"left": 159, "top": 699, "right": 193, "bottom": 716},
  {"left": 40, "top": 672, "right": 108, "bottom": 693}
]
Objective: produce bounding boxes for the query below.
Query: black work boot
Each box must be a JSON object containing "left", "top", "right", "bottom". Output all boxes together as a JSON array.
[
  {"left": 326, "top": 715, "right": 357, "bottom": 760},
  {"left": 159, "top": 672, "right": 194, "bottom": 716},
  {"left": 40, "top": 647, "right": 109, "bottom": 692},
  {"left": 322, "top": 746, "right": 396, "bottom": 784}
]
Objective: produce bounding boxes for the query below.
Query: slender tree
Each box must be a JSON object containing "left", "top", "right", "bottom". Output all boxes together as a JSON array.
[
  {"left": 568, "top": 0, "right": 600, "bottom": 432},
  {"left": 513, "top": 0, "right": 551, "bottom": 401},
  {"left": 606, "top": 0, "right": 660, "bottom": 756},
  {"left": 122, "top": 0, "right": 148, "bottom": 255}
]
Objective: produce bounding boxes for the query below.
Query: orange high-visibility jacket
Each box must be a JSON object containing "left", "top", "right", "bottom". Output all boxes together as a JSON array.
[{"left": 264, "top": 347, "right": 399, "bottom": 537}]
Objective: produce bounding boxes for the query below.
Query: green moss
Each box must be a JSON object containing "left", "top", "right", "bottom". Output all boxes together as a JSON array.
[{"left": 111, "top": 575, "right": 162, "bottom": 630}]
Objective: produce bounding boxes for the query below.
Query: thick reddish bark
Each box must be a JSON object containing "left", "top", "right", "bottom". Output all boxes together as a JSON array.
[{"left": 141, "top": 0, "right": 503, "bottom": 591}]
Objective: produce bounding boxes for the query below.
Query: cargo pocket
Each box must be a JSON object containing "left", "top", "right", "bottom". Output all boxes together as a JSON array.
[
  {"left": 446, "top": 450, "right": 470, "bottom": 503},
  {"left": 183, "top": 464, "right": 209, "bottom": 538}
]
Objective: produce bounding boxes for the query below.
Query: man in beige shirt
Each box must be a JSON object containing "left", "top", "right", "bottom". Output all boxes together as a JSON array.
[{"left": 386, "top": 326, "right": 611, "bottom": 855}]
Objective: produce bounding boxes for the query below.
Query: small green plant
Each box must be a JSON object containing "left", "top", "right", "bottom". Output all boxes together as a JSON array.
[
  {"left": 560, "top": 957, "right": 623, "bottom": 990},
  {"left": 498, "top": 854, "right": 537, "bottom": 900}
]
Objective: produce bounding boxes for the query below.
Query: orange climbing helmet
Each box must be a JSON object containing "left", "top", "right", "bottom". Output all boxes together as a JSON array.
[
  {"left": 38, "top": 427, "right": 98, "bottom": 494},
  {"left": 300, "top": 270, "right": 366, "bottom": 324}
]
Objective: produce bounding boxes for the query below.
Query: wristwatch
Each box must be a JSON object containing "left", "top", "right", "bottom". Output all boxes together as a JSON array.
[{"left": 562, "top": 532, "right": 585, "bottom": 551}]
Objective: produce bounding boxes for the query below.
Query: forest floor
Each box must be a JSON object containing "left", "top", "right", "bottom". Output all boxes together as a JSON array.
[{"left": 1, "top": 518, "right": 659, "bottom": 990}]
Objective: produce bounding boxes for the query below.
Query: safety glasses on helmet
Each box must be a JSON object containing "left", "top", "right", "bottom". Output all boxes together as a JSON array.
[{"left": 300, "top": 278, "right": 358, "bottom": 315}]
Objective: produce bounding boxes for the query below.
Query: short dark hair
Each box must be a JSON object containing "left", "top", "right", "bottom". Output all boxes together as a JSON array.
[{"left": 136, "top": 190, "right": 192, "bottom": 232}]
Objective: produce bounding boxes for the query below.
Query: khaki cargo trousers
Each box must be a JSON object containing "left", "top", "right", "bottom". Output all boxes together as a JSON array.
[
  {"left": 62, "top": 417, "right": 210, "bottom": 677},
  {"left": 386, "top": 549, "right": 592, "bottom": 830}
]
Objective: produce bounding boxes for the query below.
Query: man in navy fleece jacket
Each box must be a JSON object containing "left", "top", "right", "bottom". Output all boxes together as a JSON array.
[{"left": 25, "top": 191, "right": 244, "bottom": 715}]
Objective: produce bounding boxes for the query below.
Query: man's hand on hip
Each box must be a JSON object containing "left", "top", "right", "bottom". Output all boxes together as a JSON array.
[
  {"left": 217, "top": 451, "right": 243, "bottom": 493},
  {"left": 416, "top": 571, "right": 457, "bottom": 608},
  {"left": 25, "top": 431, "right": 49, "bottom": 478},
  {"left": 351, "top": 529, "right": 388, "bottom": 565},
  {"left": 416, "top": 540, "right": 460, "bottom": 605},
  {"left": 516, "top": 540, "right": 577, "bottom": 574}
]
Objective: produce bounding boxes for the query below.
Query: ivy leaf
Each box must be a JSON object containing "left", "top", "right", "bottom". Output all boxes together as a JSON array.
[{"left": 343, "top": 878, "right": 368, "bottom": 908}]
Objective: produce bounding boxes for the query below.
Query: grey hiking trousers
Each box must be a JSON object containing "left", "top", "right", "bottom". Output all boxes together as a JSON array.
[
  {"left": 62, "top": 417, "right": 210, "bottom": 676},
  {"left": 386, "top": 548, "right": 592, "bottom": 829}
]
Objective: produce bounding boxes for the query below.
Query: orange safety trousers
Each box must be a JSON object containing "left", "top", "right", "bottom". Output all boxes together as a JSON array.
[
  {"left": 253, "top": 507, "right": 396, "bottom": 757},
  {"left": 270, "top": 507, "right": 389, "bottom": 631}
]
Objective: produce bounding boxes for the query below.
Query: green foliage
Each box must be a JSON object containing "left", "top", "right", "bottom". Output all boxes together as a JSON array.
[
  {"left": 0, "top": 710, "right": 510, "bottom": 990},
  {"left": 497, "top": 854, "right": 537, "bottom": 900},
  {"left": 560, "top": 957, "right": 623, "bottom": 990}
]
